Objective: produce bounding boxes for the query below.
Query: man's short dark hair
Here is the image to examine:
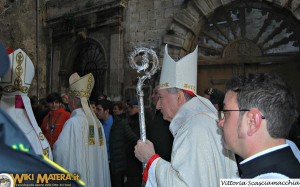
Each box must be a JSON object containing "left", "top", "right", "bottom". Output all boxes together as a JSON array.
[
  {"left": 225, "top": 73, "right": 298, "bottom": 138},
  {"left": 97, "top": 99, "right": 113, "bottom": 115},
  {"left": 46, "top": 92, "right": 62, "bottom": 103}
]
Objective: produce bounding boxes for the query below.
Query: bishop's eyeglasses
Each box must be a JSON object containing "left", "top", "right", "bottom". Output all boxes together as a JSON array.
[{"left": 218, "top": 109, "right": 266, "bottom": 121}]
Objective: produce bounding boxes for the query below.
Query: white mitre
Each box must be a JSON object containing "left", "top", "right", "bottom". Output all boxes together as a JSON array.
[
  {"left": 69, "top": 72, "right": 94, "bottom": 98},
  {"left": 0, "top": 48, "right": 53, "bottom": 160},
  {"left": 159, "top": 44, "right": 198, "bottom": 95},
  {"left": 0, "top": 48, "right": 34, "bottom": 96}
]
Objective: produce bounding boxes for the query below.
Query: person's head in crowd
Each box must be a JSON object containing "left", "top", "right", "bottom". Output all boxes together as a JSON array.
[
  {"left": 113, "top": 101, "right": 127, "bottom": 116},
  {"left": 128, "top": 98, "right": 139, "bottom": 116},
  {"left": 151, "top": 85, "right": 159, "bottom": 108},
  {"left": 30, "top": 95, "right": 38, "bottom": 107},
  {"left": 96, "top": 99, "right": 113, "bottom": 121},
  {"left": 204, "top": 88, "right": 225, "bottom": 111},
  {"left": 34, "top": 98, "right": 50, "bottom": 126},
  {"left": 61, "top": 93, "right": 69, "bottom": 104},
  {"left": 157, "top": 45, "right": 197, "bottom": 122},
  {"left": 218, "top": 73, "right": 298, "bottom": 159},
  {"left": 39, "top": 98, "right": 50, "bottom": 111},
  {"left": 60, "top": 93, "right": 71, "bottom": 112},
  {"left": 89, "top": 100, "right": 97, "bottom": 114},
  {"left": 46, "top": 92, "right": 63, "bottom": 111},
  {"left": 98, "top": 93, "right": 107, "bottom": 101},
  {"left": 68, "top": 96, "right": 82, "bottom": 112}
]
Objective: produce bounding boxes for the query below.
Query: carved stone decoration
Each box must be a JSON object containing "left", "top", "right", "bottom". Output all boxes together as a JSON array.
[{"left": 223, "top": 38, "right": 262, "bottom": 58}]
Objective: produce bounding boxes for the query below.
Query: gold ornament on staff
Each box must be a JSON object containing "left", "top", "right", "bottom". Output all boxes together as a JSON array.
[{"left": 128, "top": 47, "right": 159, "bottom": 143}]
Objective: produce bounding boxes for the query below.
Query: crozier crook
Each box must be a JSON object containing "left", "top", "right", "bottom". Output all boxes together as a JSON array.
[{"left": 128, "top": 48, "right": 159, "bottom": 143}]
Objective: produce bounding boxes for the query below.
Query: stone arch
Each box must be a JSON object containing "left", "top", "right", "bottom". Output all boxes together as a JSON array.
[
  {"left": 163, "top": 0, "right": 300, "bottom": 55},
  {"left": 162, "top": 0, "right": 300, "bottom": 88}
]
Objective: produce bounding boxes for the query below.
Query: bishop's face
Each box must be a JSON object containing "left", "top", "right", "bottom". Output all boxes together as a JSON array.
[{"left": 156, "top": 88, "right": 181, "bottom": 122}]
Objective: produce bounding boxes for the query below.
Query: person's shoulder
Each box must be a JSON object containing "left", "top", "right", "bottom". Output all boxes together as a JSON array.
[
  {"left": 113, "top": 116, "right": 128, "bottom": 126},
  {"left": 64, "top": 114, "right": 81, "bottom": 125},
  {"left": 187, "top": 112, "right": 219, "bottom": 133},
  {"left": 189, "top": 111, "right": 218, "bottom": 125},
  {"left": 254, "top": 173, "right": 289, "bottom": 179}
]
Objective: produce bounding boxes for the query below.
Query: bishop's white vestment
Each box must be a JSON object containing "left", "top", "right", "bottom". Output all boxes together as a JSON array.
[
  {"left": 0, "top": 95, "right": 53, "bottom": 159},
  {"left": 54, "top": 108, "right": 111, "bottom": 187},
  {"left": 146, "top": 96, "right": 239, "bottom": 187}
]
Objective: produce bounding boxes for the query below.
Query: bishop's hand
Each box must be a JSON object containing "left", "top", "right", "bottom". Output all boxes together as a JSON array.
[{"left": 134, "top": 139, "right": 156, "bottom": 163}]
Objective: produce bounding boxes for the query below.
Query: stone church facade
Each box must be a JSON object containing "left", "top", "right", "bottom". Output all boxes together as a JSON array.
[{"left": 0, "top": 0, "right": 300, "bottom": 109}]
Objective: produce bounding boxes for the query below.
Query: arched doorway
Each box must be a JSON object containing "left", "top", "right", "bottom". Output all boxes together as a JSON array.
[
  {"left": 73, "top": 39, "right": 108, "bottom": 101},
  {"left": 162, "top": 0, "right": 300, "bottom": 110},
  {"left": 197, "top": 1, "right": 300, "bottom": 90}
]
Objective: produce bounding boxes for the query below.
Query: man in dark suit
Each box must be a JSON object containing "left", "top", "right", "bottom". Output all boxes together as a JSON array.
[{"left": 218, "top": 73, "right": 300, "bottom": 178}]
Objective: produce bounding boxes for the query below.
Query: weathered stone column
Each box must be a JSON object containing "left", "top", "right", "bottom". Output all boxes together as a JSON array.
[{"left": 109, "top": 28, "right": 124, "bottom": 101}]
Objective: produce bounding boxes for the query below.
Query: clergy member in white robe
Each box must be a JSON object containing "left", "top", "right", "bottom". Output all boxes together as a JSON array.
[
  {"left": 54, "top": 73, "right": 111, "bottom": 187},
  {"left": 0, "top": 48, "right": 52, "bottom": 159},
  {"left": 135, "top": 45, "right": 238, "bottom": 186},
  {"left": 145, "top": 96, "right": 238, "bottom": 186}
]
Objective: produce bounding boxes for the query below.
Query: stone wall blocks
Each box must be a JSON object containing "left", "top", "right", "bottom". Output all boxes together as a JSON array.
[
  {"left": 191, "top": 22, "right": 202, "bottom": 35},
  {"left": 164, "top": 7, "right": 175, "bottom": 18},
  {"left": 169, "top": 22, "right": 188, "bottom": 38},
  {"left": 163, "top": 35, "right": 185, "bottom": 47},
  {"left": 173, "top": 9, "right": 199, "bottom": 31},
  {"left": 145, "top": 30, "right": 158, "bottom": 40},
  {"left": 264, "top": 0, "right": 288, "bottom": 8},
  {"left": 154, "top": 10, "right": 164, "bottom": 19},
  {"left": 185, "top": 2, "right": 203, "bottom": 20},
  {"left": 174, "top": 0, "right": 185, "bottom": 6},
  {"left": 191, "top": 0, "right": 219, "bottom": 16},
  {"left": 182, "top": 32, "right": 196, "bottom": 50},
  {"left": 156, "top": 18, "right": 173, "bottom": 29},
  {"left": 220, "top": 0, "right": 234, "bottom": 6},
  {"left": 154, "top": 0, "right": 173, "bottom": 9},
  {"left": 135, "top": 31, "right": 146, "bottom": 42}
]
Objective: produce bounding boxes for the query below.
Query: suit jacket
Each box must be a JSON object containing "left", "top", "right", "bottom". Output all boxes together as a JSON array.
[
  {"left": 239, "top": 146, "right": 300, "bottom": 178},
  {"left": 147, "top": 110, "right": 173, "bottom": 161}
]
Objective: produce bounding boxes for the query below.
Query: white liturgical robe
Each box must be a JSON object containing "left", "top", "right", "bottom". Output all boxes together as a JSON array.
[
  {"left": 54, "top": 108, "right": 111, "bottom": 187},
  {"left": 0, "top": 95, "right": 53, "bottom": 159},
  {"left": 146, "top": 96, "right": 239, "bottom": 187}
]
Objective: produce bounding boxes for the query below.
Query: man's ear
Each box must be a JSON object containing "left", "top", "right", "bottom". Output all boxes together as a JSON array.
[
  {"left": 247, "top": 109, "right": 263, "bottom": 136},
  {"left": 177, "top": 90, "right": 186, "bottom": 105}
]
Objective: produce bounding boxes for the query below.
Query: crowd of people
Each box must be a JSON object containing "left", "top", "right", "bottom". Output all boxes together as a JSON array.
[{"left": 1, "top": 43, "right": 300, "bottom": 187}]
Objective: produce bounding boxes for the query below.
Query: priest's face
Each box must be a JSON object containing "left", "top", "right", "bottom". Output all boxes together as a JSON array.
[
  {"left": 156, "top": 88, "right": 181, "bottom": 122},
  {"left": 218, "top": 90, "right": 246, "bottom": 156}
]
